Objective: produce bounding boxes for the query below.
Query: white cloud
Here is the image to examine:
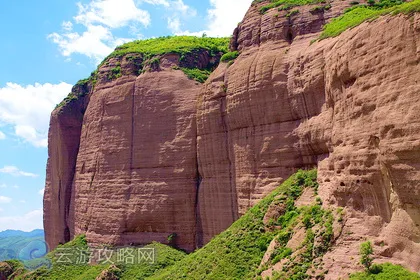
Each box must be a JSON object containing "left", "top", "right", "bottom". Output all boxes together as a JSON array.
[
  {"left": 0, "top": 196, "right": 12, "bottom": 204},
  {"left": 0, "top": 184, "right": 6, "bottom": 188},
  {"left": 165, "top": 0, "right": 196, "bottom": 33},
  {"left": 19, "top": 200, "right": 26, "bottom": 203},
  {"left": 0, "top": 208, "right": 3, "bottom": 212},
  {"left": 167, "top": 17, "right": 181, "bottom": 33},
  {"left": 39, "top": 188, "right": 45, "bottom": 196},
  {"left": 0, "top": 209, "right": 43, "bottom": 232},
  {"left": 0, "top": 131, "right": 5, "bottom": 140},
  {"left": 48, "top": 25, "right": 118, "bottom": 62},
  {"left": 0, "top": 166, "right": 38, "bottom": 178},
  {"left": 0, "top": 82, "right": 72, "bottom": 147},
  {"left": 75, "top": 0, "right": 151, "bottom": 29},
  {"left": 171, "top": 0, "right": 196, "bottom": 16},
  {"left": 62, "top": 21, "right": 73, "bottom": 31},
  {"left": 176, "top": 0, "right": 253, "bottom": 37},
  {"left": 49, "top": 0, "right": 198, "bottom": 62},
  {"left": 142, "top": 0, "right": 170, "bottom": 6},
  {"left": 49, "top": 0, "right": 151, "bottom": 62}
]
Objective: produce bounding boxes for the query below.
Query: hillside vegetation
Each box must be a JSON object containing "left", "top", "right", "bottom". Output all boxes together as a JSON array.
[
  {"left": 3, "top": 171, "right": 419, "bottom": 279},
  {"left": 104, "top": 36, "right": 230, "bottom": 61},
  {"left": 320, "top": 0, "right": 420, "bottom": 38},
  {"left": 55, "top": 36, "right": 230, "bottom": 109}
]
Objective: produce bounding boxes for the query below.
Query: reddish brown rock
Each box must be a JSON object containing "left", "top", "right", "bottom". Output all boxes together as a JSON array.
[
  {"left": 45, "top": 53, "right": 205, "bottom": 251},
  {"left": 44, "top": 0, "right": 420, "bottom": 277},
  {"left": 197, "top": 1, "right": 420, "bottom": 277}
]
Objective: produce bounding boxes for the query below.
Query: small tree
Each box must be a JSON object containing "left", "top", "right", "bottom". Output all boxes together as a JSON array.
[{"left": 360, "top": 241, "right": 374, "bottom": 271}]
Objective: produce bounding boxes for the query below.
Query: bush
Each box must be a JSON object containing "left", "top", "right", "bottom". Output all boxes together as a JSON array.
[
  {"left": 369, "top": 264, "right": 384, "bottom": 274},
  {"left": 220, "top": 51, "right": 239, "bottom": 62},
  {"left": 350, "top": 263, "right": 420, "bottom": 279},
  {"left": 319, "top": 0, "right": 420, "bottom": 39},
  {"left": 360, "top": 241, "right": 374, "bottom": 271},
  {"left": 181, "top": 68, "right": 212, "bottom": 83}
]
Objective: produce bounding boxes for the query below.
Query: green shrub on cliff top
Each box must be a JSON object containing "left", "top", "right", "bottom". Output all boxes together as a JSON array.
[
  {"left": 55, "top": 36, "right": 230, "bottom": 108},
  {"left": 103, "top": 36, "right": 230, "bottom": 63},
  {"left": 319, "top": 0, "right": 420, "bottom": 39},
  {"left": 258, "top": 0, "right": 325, "bottom": 14}
]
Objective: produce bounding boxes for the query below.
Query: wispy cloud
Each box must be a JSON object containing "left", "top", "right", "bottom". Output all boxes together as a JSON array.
[
  {"left": 49, "top": 0, "right": 151, "bottom": 62},
  {"left": 0, "top": 131, "right": 5, "bottom": 140},
  {"left": 49, "top": 0, "right": 197, "bottom": 62},
  {"left": 0, "top": 82, "right": 72, "bottom": 147},
  {"left": 0, "top": 166, "right": 38, "bottom": 178},
  {"left": 175, "top": 0, "right": 253, "bottom": 37},
  {"left": 0, "top": 196, "right": 12, "bottom": 204},
  {"left": 39, "top": 188, "right": 45, "bottom": 196}
]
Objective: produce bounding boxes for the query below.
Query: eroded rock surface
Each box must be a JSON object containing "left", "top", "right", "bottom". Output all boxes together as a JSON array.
[
  {"left": 197, "top": 1, "right": 420, "bottom": 276},
  {"left": 44, "top": 0, "right": 420, "bottom": 277}
]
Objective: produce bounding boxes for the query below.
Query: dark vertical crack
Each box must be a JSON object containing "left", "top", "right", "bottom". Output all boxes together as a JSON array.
[{"left": 194, "top": 152, "right": 203, "bottom": 248}]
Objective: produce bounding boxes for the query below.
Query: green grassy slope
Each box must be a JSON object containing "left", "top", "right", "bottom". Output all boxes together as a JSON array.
[
  {"left": 104, "top": 36, "right": 229, "bottom": 61},
  {"left": 4, "top": 170, "right": 419, "bottom": 279},
  {"left": 320, "top": 0, "right": 420, "bottom": 39},
  {"left": 148, "top": 169, "right": 334, "bottom": 280},
  {"left": 349, "top": 263, "right": 420, "bottom": 279},
  {"left": 13, "top": 235, "right": 187, "bottom": 280}
]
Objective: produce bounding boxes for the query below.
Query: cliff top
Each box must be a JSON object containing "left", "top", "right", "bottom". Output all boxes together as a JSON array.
[{"left": 102, "top": 36, "right": 230, "bottom": 61}]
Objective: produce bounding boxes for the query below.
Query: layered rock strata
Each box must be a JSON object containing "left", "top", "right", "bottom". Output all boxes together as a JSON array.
[{"left": 44, "top": 0, "right": 420, "bottom": 277}]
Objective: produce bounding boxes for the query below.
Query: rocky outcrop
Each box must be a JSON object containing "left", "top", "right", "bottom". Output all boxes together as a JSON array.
[
  {"left": 45, "top": 0, "right": 420, "bottom": 277},
  {"left": 0, "top": 262, "right": 13, "bottom": 280},
  {"left": 44, "top": 51, "right": 215, "bottom": 251},
  {"left": 196, "top": 1, "right": 420, "bottom": 276}
]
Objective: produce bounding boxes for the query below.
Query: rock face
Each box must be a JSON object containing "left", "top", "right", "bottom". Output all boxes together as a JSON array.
[
  {"left": 44, "top": 0, "right": 420, "bottom": 277},
  {"left": 44, "top": 53, "right": 206, "bottom": 252}
]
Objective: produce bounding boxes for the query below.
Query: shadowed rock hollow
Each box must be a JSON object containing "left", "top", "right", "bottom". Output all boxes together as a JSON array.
[{"left": 44, "top": 0, "right": 420, "bottom": 278}]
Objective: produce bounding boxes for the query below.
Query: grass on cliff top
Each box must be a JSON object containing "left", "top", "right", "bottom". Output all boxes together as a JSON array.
[
  {"left": 55, "top": 36, "right": 230, "bottom": 109},
  {"left": 319, "top": 0, "right": 420, "bottom": 39},
  {"left": 103, "top": 36, "right": 230, "bottom": 62},
  {"left": 148, "top": 169, "right": 321, "bottom": 280},
  {"left": 255, "top": 0, "right": 326, "bottom": 14},
  {"left": 349, "top": 263, "right": 420, "bottom": 279}
]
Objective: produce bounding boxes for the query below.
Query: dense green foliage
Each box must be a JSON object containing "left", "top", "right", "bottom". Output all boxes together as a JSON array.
[
  {"left": 319, "top": 0, "right": 420, "bottom": 39},
  {"left": 360, "top": 241, "right": 374, "bottom": 270},
  {"left": 5, "top": 170, "right": 419, "bottom": 279},
  {"left": 17, "top": 235, "right": 186, "bottom": 280},
  {"left": 119, "top": 243, "right": 186, "bottom": 280},
  {"left": 149, "top": 169, "right": 325, "bottom": 280},
  {"left": 103, "top": 36, "right": 230, "bottom": 62},
  {"left": 180, "top": 68, "right": 212, "bottom": 83},
  {"left": 220, "top": 51, "right": 239, "bottom": 62},
  {"left": 256, "top": 0, "right": 326, "bottom": 14},
  {"left": 349, "top": 263, "right": 420, "bottom": 279}
]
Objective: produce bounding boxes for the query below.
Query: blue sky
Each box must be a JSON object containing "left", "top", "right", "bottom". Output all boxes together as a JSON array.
[{"left": 0, "top": 0, "right": 252, "bottom": 232}]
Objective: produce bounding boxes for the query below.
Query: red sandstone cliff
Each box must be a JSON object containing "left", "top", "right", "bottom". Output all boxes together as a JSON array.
[{"left": 44, "top": 0, "right": 420, "bottom": 277}]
